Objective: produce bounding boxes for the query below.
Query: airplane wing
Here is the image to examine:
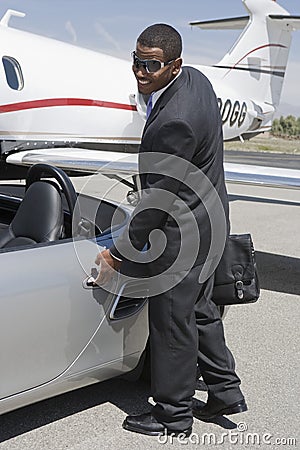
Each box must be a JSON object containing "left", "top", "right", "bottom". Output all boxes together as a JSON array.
[
  {"left": 189, "top": 14, "right": 300, "bottom": 30},
  {"left": 6, "top": 149, "right": 300, "bottom": 190},
  {"left": 189, "top": 16, "right": 249, "bottom": 30},
  {"left": 268, "top": 15, "right": 300, "bottom": 29},
  {"left": 7, "top": 149, "right": 139, "bottom": 178}
]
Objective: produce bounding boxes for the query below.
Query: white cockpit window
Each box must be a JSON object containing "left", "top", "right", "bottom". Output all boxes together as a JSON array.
[{"left": 2, "top": 56, "right": 24, "bottom": 90}]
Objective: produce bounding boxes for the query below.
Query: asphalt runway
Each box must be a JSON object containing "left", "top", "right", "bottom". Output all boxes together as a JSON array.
[
  {"left": 224, "top": 150, "right": 300, "bottom": 170},
  {"left": 0, "top": 156, "right": 299, "bottom": 449}
]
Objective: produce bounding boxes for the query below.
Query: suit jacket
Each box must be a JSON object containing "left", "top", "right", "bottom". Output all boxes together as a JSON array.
[{"left": 110, "top": 66, "right": 229, "bottom": 275}]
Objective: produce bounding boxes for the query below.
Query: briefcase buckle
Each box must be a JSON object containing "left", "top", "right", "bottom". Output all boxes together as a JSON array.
[{"left": 235, "top": 280, "right": 244, "bottom": 299}]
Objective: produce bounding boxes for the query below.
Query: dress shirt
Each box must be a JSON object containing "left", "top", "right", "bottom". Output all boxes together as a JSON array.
[{"left": 135, "top": 69, "right": 182, "bottom": 121}]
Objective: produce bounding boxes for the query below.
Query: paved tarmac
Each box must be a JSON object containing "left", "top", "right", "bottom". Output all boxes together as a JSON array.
[
  {"left": 0, "top": 160, "right": 299, "bottom": 450},
  {"left": 224, "top": 150, "right": 300, "bottom": 170}
]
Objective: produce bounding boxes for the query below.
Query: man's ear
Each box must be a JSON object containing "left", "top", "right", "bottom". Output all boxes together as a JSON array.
[{"left": 172, "top": 58, "right": 182, "bottom": 76}]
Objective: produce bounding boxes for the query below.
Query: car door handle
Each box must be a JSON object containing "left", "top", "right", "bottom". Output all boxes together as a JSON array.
[{"left": 82, "top": 268, "right": 100, "bottom": 289}]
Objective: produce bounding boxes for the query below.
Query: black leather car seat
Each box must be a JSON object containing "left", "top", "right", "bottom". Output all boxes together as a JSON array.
[{"left": 0, "top": 181, "right": 64, "bottom": 249}]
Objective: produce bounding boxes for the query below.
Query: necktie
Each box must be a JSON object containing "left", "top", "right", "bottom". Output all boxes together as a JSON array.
[{"left": 146, "top": 93, "right": 153, "bottom": 120}]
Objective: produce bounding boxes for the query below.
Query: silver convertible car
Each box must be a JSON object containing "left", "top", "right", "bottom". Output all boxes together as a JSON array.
[{"left": 0, "top": 163, "right": 149, "bottom": 415}]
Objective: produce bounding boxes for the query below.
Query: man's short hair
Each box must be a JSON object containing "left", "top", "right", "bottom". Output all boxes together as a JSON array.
[{"left": 137, "top": 24, "right": 182, "bottom": 61}]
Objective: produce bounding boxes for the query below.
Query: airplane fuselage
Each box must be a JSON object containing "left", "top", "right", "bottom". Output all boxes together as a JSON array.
[{"left": 0, "top": 22, "right": 272, "bottom": 148}]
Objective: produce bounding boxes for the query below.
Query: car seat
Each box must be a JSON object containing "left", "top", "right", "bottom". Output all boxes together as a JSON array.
[{"left": 0, "top": 180, "right": 64, "bottom": 249}]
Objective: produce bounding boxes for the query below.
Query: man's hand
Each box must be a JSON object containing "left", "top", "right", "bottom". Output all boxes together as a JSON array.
[{"left": 94, "top": 249, "right": 121, "bottom": 285}]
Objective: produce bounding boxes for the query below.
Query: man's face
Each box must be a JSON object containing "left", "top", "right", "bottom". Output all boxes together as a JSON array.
[{"left": 132, "top": 42, "right": 181, "bottom": 95}]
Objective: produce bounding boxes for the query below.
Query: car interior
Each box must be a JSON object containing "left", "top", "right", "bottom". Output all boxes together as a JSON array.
[{"left": 0, "top": 163, "right": 129, "bottom": 251}]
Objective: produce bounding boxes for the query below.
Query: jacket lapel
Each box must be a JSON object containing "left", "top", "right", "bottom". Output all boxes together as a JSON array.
[{"left": 143, "top": 70, "right": 186, "bottom": 134}]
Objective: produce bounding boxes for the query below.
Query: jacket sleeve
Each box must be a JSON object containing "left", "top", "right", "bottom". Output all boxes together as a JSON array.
[{"left": 109, "top": 119, "right": 197, "bottom": 261}]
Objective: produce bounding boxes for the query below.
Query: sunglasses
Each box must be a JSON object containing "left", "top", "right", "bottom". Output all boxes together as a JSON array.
[{"left": 131, "top": 51, "right": 174, "bottom": 73}]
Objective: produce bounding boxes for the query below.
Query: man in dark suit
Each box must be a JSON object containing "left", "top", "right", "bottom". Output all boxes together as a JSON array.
[{"left": 95, "top": 23, "right": 247, "bottom": 436}]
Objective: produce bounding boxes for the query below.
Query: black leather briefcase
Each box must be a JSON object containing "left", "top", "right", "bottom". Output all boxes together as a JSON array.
[{"left": 212, "top": 233, "right": 260, "bottom": 305}]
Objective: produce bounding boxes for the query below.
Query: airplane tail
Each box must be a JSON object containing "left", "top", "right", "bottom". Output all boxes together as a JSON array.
[{"left": 190, "top": 0, "right": 300, "bottom": 119}]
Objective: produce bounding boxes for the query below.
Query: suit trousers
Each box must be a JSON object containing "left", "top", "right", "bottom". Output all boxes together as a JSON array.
[{"left": 149, "top": 265, "right": 243, "bottom": 430}]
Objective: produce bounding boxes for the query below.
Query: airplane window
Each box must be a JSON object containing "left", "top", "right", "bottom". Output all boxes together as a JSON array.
[{"left": 2, "top": 56, "right": 24, "bottom": 90}]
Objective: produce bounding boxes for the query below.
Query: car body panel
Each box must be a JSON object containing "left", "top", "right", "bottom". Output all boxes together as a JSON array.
[{"left": 0, "top": 175, "right": 148, "bottom": 415}]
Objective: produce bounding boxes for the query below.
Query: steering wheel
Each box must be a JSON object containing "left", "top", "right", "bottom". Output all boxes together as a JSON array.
[{"left": 26, "top": 163, "right": 80, "bottom": 235}]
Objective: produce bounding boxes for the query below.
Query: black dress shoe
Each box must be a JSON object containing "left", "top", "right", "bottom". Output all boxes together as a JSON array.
[
  {"left": 122, "top": 412, "right": 192, "bottom": 437},
  {"left": 193, "top": 398, "right": 247, "bottom": 421}
]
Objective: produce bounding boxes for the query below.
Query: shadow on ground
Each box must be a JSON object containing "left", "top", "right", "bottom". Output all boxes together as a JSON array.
[
  {"left": 256, "top": 251, "right": 300, "bottom": 296},
  {"left": 0, "top": 375, "right": 238, "bottom": 442},
  {"left": 0, "top": 378, "right": 149, "bottom": 442}
]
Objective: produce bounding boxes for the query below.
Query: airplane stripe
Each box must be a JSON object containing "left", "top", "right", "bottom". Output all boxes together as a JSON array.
[
  {"left": 218, "top": 43, "right": 287, "bottom": 77},
  {"left": 229, "top": 64, "right": 287, "bottom": 70},
  {"left": 0, "top": 98, "right": 138, "bottom": 113},
  {"left": 231, "top": 43, "right": 287, "bottom": 70},
  {"left": 213, "top": 65, "right": 285, "bottom": 77}
]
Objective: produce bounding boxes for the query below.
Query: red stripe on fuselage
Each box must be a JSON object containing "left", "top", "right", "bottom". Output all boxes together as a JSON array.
[
  {"left": 0, "top": 98, "right": 138, "bottom": 113},
  {"left": 231, "top": 43, "right": 287, "bottom": 70}
]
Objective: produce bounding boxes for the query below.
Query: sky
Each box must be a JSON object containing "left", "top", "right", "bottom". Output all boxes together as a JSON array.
[{"left": 0, "top": 0, "right": 299, "bottom": 116}]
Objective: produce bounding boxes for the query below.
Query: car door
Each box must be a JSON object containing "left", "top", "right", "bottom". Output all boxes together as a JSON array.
[{"left": 0, "top": 240, "right": 118, "bottom": 398}]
